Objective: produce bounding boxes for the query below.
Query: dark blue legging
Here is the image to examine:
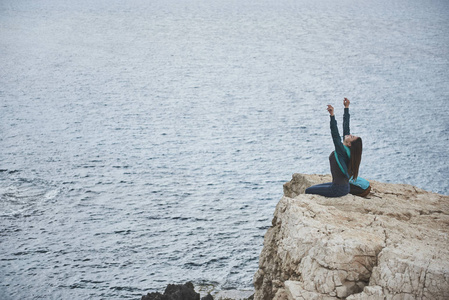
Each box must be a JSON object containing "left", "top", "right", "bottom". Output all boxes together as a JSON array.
[{"left": 305, "top": 182, "right": 350, "bottom": 197}]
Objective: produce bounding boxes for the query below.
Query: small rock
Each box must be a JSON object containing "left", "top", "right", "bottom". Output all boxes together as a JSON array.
[
  {"left": 200, "top": 294, "right": 213, "bottom": 300},
  {"left": 141, "top": 292, "right": 165, "bottom": 300},
  {"left": 142, "top": 282, "right": 200, "bottom": 300}
]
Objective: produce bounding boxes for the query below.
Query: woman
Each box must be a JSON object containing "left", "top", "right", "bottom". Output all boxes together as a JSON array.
[{"left": 305, "top": 98, "right": 363, "bottom": 197}]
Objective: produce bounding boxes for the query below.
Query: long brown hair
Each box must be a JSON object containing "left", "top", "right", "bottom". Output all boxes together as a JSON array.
[{"left": 348, "top": 137, "right": 363, "bottom": 180}]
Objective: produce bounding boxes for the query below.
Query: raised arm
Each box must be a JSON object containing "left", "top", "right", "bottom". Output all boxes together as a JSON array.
[
  {"left": 343, "top": 98, "right": 350, "bottom": 137},
  {"left": 327, "top": 105, "right": 347, "bottom": 156}
]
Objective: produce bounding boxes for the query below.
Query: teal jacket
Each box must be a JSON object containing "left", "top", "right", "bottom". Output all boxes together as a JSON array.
[{"left": 330, "top": 108, "right": 350, "bottom": 178}]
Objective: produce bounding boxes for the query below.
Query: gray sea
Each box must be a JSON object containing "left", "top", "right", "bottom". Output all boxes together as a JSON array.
[{"left": 1, "top": 0, "right": 448, "bottom": 299}]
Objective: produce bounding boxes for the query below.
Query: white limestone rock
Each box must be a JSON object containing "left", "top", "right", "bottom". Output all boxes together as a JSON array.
[{"left": 254, "top": 173, "right": 449, "bottom": 300}]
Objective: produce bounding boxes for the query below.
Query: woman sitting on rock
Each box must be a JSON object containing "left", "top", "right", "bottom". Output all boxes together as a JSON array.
[{"left": 305, "top": 98, "right": 363, "bottom": 197}]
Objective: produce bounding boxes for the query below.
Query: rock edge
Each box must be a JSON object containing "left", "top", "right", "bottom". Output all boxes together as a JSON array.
[{"left": 254, "top": 173, "right": 449, "bottom": 300}]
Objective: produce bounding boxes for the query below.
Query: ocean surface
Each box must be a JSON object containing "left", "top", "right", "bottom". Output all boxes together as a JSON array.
[{"left": 1, "top": 0, "right": 448, "bottom": 299}]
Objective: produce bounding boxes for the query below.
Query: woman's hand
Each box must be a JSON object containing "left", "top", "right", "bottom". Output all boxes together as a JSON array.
[
  {"left": 344, "top": 98, "right": 350, "bottom": 108},
  {"left": 327, "top": 105, "right": 334, "bottom": 116}
]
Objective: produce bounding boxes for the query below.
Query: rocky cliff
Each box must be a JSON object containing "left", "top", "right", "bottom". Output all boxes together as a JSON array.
[{"left": 254, "top": 174, "right": 449, "bottom": 300}]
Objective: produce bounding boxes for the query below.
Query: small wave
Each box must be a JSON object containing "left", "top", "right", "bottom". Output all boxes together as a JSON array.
[
  {"left": 0, "top": 177, "right": 60, "bottom": 218},
  {"left": 44, "top": 189, "right": 59, "bottom": 200},
  {"left": 110, "top": 286, "right": 143, "bottom": 292},
  {"left": 0, "top": 169, "right": 20, "bottom": 174}
]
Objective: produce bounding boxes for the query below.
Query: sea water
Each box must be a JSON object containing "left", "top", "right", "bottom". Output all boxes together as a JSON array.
[{"left": 1, "top": 0, "right": 448, "bottom": 298}]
